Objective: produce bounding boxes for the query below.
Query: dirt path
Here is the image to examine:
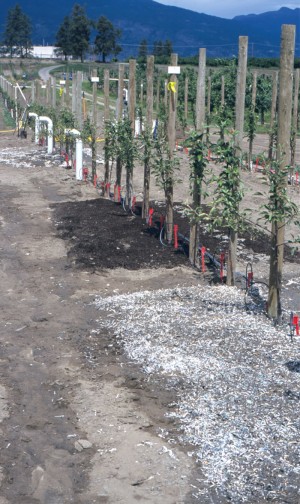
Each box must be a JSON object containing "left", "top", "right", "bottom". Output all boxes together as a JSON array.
[{"left": 0, "top": 134, "right": 204, "bottom": 504}]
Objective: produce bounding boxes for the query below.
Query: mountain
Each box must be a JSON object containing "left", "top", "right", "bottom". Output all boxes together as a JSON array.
[{"left": 0, "top": 0, "right": 299, "bottom": 58}]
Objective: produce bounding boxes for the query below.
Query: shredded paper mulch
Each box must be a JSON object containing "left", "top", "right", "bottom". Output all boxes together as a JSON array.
[{"left": 94, "top": 285, "right": 300, "bottom": 503}]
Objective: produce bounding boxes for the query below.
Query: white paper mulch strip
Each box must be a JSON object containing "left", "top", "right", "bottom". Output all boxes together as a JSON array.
[{"left": 94, "top": 285, "right": 300, "bottom": 502}]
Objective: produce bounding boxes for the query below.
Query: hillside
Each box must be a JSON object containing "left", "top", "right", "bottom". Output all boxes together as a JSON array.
[{"left": 0, "top": 0, "right": 299, "bottom": 57}]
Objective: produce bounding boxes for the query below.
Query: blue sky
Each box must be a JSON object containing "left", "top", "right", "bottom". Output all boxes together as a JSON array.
[{"left": 155, "top": 1, "right": 299, "bottom": 19}]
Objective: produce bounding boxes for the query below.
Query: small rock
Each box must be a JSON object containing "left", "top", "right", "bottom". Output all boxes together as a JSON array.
[{"left": 74, "top": 439, "right": 93, "bottom": 451}]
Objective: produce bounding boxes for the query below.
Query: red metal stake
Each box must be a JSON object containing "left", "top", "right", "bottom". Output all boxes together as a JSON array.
[
  {"left": 201, "top": 246, "right": 206, "bottom": 272},
  {"left": 83, "top": 168, "right": 88, "bottom": 182},
  {"left": 132, "top": 196, "right": 136, "bottom": 211},
  {"left": 148, "top": 208, "right": 154, "bottom": 227},
  {"left": 174, "top": 224, "right": 179, "bottom": 249},
  {"left": 117, "top": 185, "right": 121, "bottom": 202},
  {"left": 247, "top": 271, "right": 254, "bottom": 288},
  {"left": 93, "top": 175, "right": 97, "bottom": 188},
  {"left": 293, "top": 315, "right": 299, "bottom": 336}
]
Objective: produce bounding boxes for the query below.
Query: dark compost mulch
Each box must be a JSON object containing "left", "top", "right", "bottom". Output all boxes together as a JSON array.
[{"left": 52, "top": 197, "right": 299, "bottom": 271}]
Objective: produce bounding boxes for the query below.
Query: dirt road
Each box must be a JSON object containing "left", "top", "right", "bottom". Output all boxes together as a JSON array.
[{"left": 0, "top": 134, "right": 204, "bottom": 504}]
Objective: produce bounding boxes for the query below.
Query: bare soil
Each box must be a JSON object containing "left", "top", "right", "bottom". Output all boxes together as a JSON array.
[{"left": 0, "top": 127, "right": 299, "bottom": 504}]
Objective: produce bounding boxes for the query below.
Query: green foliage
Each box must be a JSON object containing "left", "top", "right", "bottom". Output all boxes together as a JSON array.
[
  {"left": 94, "top": 16, "right": 122, "bottom": 63},
  {"left": 215, "top": 105, "right": 232, "bottom": 141},
  {"left": 151, "top": 117, "right": 180, "bottom": 194},
  {"left": 55, "top": 4, "right": 91, "bottom": 62},
  {"left": 255, "top": 75, "right": 272, "bottom": 124},
  {"left": 137, "top": 39, "right": 148, "bottom": 63},
  {"left": 184, "top": 130, "right": 209, "bottom": 203},
  {"left": 152, "top": 40, "right": 173, "bottom": 64},
  {"left": 117, "top": 118, "right": 138, "bottom": 171},
  {"left": 208, "top": 132, "right": 245, "bottom": 232},
  {"left": 55, "top": 16, "right": 72, "bottom": 61},
  {"left": 258, "top": 158, "right": 299, "bottom": 227},
  {"left": 2, "top": 4, "right": 32, "bottom": 58},
  {"left": 69, "top": 4, "right": 91, "bottom": 62}
]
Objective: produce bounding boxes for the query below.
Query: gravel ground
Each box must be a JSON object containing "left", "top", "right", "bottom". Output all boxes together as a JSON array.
[{"left": 94, "top": 284, "right": 300, "bottom": 503}]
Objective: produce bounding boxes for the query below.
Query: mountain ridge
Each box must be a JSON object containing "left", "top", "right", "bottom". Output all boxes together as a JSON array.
[{"left": 0, "top": 1, "right": 299, "bottom": 57}]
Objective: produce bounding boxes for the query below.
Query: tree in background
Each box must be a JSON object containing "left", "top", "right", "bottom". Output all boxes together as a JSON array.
[
  {"left": 138, "top": 39, "right": 148, "bottom": 63},
  {"left": 255, "top": 75, "right": 272, "bottom": 125},
  {"left": 153, "top": 40, "right": 173, "bottom": 63},
  {"left": 55, "top": 16, "right": 73, "bottom": 61},
  {"left": 2, "top": 4, "right": 32, "bottom": 58},
  {"left": 69, "top": 4, "right": 91, "bottom": 62},
  {"left": 94, "top": 16, "right": 122, "bottom": 63}
]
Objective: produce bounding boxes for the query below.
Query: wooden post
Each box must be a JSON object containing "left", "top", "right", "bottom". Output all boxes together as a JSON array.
[
  {"left": 31, "top": 81, "right": 35, "bottom": 103},
  {"left": 92, "top": 69, "right": 98, "bottom": 127},
  {"left": 142, "top": 55, "right": 154, "bottom": 219},
  {"left": 65, "top": 74, "right": 70, "bottom": 109},
  {"left": 166, "top": 53, "right": 178, "bottom": 245},
  {"left": 128, "top": 59, "right": 136, "bottom": 132},
  {"left": 46, "top": 78, "right": 51, "bottom": 105},
  {"left": 207, "top": 74, "right": 211, "bottom": 141},
  {"left": 226, "top": 35, "right": 248, "bottom": 287},
  {"left": 164, "top": 79, "right": 168, "bottom": 109},
  {"left": 117, "top": 63, "right": 125, "bottom": 121},
  {"left": 234, "top": 37, "right": 248, "bottom": 154},
  {"left": 76, "top": 71, "right": 83, "bottom": 129},
  {"left": 291, "top": 68, "right": 299, "bottom": 166},
  {"left": 51, "top": 77, "right": 56, "bottom": 109},
  {"left": 184, "top": 76, "right": 189, "bottom": 121},
  {"left": 116, "top": 64, "right": 125, "bottom": 196},
  {"left": 72, "top": 73, "right": 77, "bottom": 115},
  {"left": 268, "top": 24, "right": 296, "bottom": 320},
  {"left": 221, "top": 75, "right": 225, "bottom": 107},
  {"left": 104, "top": 69, "right": 110, "bottom": 122},
  {"left": 196, "top": 48, "right": 206, "bottom": 132},
  {"left": 268, "top": 71, "right": 278, "bottom": 160},
  {"left": 251, "top": 70, "right": 257, "bottom": 107},
  {"left": 207, "top": 74, "right": 211, "bottom": 117},
  {"left": 190, "top": 48, "right": 206, "bottom": 267},
  {"left": 126, "top": 59, "right": 136, "bottom": 206}
]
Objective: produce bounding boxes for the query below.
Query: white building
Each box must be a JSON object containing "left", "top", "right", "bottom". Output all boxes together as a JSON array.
[{"left": 32, "top": 46, "right": 60, "bottom": 59}]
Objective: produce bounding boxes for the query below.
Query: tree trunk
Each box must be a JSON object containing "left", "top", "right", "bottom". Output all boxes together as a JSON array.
[
  {"left": 227, "top": 228, "right": 237, "bottom": 286},
  {"left": 126, "top": 164, "right": 133, "bottom": 208},
  {"left": 91, "top": 138, "right": 97, "bottom": 179},
  {"left": 165, "top": 182, "right": 173, "bottom": 245},
  {"left": 116, "top": 157, "right": 122, "bottom": 187}
]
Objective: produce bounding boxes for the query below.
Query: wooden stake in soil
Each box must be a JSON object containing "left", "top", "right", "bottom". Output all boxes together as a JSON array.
[
  {"left": 268, "top": 24, "right": 296, "bottom": 321},
  {"left": 184, "top": 77, "right": 189, "bottom": 121},
  {"left": 291, "top": 68, "right": 299, "bottom": 166},
  {"left": 189, "top": 48, "right": 206, "bottom": 267},
  {"left": 166, "top": 53, "right": 178, "bottom": 245},
  {"left": 142, "top": 55, "right": 154, "bottom": 219},
  {"left": 221, "top": 75, "right": 225, "bottom": 107},
  {"left": 268, "top": 71, "right": 278, "bottom": 161},
  {"left": 126, "top": 59, "right": 136, "bottom": 206},
  {"left": 65, "top": 74, "right": 70, "bottom": 109},
  {"left": 227, "top": 35, "right": 248, "bottom": 287},
  {"left": 104, "top": 69, "right": 110, "bottom": 122},
  {"left": 117, "top": 63, "right": 125, "bottom": 121},
  {"left": 128, "top": 59, "right": 136, "bottom": 132},
  {"left": 92, "top": 69, "right": 98, "bottom": 127}
]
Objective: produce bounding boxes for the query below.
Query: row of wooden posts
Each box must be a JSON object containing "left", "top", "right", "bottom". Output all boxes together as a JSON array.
[{"left": 0, "top": 25, "right": 297, "bottom": 320}]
